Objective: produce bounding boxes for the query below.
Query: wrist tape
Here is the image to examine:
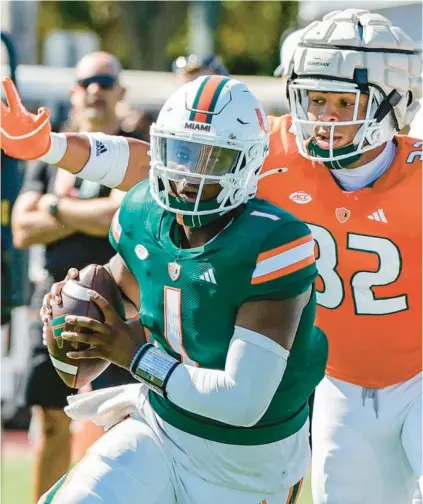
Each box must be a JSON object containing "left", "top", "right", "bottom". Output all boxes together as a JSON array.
[
  {"left": 78, "top": 133, "right": 130, "bottom": 187},
  {"left": 130, "top": 343, "right": 180, "bottom": 398},
  {"left": 38, "top": 132, "right": 68, "bottom": 165}
]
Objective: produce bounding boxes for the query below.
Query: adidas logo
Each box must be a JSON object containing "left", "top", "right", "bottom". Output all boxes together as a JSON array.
[
  {"left": 199, "top": 268, "right": 217, "bottom": 284},
  {"left": 96, "top": 140, "right": 107, "bottom": 156},
  {"left": 368, "top": 209, "right": 388, "bottom": 223}
]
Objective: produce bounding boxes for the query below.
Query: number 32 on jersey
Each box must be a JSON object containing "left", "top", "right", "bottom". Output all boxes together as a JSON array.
[{"left": 308, "top": 223, "right": 408, "bottom": 316}]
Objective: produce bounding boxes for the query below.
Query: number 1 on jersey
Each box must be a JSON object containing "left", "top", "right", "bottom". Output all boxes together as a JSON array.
[{"left": 164, "top": 287, "right": 197, "bottom": 365}]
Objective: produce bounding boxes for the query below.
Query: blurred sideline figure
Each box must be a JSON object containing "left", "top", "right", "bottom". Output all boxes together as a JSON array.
[
  {"left": 11, "top": 51, "right": 138, "bottom": 503},
  {"left": 172, "top": 53, "right": 229, "bottom": 84},
  {"left": 115, "top": 100, "right": 155, "bottom": 143}
]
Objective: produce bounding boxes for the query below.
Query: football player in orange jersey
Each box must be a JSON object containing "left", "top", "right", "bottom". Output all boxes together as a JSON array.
[
  {"left": 1, "top": 8, "right": 422, "bottom": 504},
  {"left": 261, "top": 10, "right": 422, "bottom": 504}
]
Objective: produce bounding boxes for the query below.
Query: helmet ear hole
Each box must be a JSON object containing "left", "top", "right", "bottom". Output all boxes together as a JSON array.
[{"left": 406, "top": 91, "right": 413, "bottom": 107}]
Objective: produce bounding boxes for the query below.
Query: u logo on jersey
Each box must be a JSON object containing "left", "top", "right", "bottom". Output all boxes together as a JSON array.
[
  {"left": 168, "top": 262, "right": 182, "bottom": 281},
  {"left": 335, "top": 207, "right": 351, "bottom": 223}
]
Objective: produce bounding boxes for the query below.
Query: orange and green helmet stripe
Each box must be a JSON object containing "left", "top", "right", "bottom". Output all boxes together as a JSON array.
[{"left": 189, "top": 75, "right": 231, "bottom": 124}]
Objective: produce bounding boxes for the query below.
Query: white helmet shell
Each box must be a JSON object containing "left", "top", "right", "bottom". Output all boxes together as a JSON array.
[{"left": 149, "top": 76, "right": 270, "bottom": 217}]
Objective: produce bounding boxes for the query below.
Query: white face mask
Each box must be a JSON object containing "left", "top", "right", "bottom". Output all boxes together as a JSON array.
[{"left": 288, "top": 78, "right": 397, "bottom": 168}]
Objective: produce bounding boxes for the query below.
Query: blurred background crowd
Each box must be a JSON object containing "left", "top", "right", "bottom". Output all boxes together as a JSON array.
[{"left": 1, "top": 1, "right": 421, "bottom": 503}]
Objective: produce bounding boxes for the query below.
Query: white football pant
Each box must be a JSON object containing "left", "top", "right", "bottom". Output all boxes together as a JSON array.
[
  {"left": 311, "top": 372, "right": 422, "bottom": 504},
  {"left": 38, "top": 397, "right": 310, "bottom": 504}
]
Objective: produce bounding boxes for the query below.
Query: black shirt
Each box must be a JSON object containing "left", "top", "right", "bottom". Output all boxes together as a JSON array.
[{"left": 21, "top": 164, "right": 116, "bottom": 281}]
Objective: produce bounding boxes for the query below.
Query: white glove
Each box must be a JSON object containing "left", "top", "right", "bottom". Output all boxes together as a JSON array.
[{"left": 65, "top": 383, "right": 147, "bottom": 431}]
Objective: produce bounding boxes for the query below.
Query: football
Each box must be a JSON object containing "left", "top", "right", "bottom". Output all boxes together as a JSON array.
[{"left": 45, "top": 264, "right": 126, "bottom": 389}]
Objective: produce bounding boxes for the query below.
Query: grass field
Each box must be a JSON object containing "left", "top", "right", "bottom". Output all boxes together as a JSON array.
[
  {"left": 1, "top": 445, "right": 313, "bottom": 503},
  {"left": 1, "top": 459, "right": 33, "bottom": 504}
]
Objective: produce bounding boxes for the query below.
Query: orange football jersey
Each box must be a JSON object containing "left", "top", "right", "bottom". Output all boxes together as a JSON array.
[{"left": 258, "top": 115, "right": 422, "bottom": 388}]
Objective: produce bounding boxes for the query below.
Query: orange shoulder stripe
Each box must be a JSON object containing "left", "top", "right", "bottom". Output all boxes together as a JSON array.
[
  {"left": 257, "top": 234, "right": 313, "bottom": 263},
  {"left": 251, "top": 255, "right": 314, "bottom": 285}
]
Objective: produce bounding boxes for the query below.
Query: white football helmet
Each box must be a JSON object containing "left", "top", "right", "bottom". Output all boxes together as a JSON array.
[
  {"left": 149, "top": 76, "right": 269, "bottom": 225},
  {"left": 287, "top": 9, "right": 422, "bottom": 167}
]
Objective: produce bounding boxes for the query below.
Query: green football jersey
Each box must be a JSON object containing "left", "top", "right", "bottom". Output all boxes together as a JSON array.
[{"left": 109, "top": 180, "right": 327, "bottom": 445}]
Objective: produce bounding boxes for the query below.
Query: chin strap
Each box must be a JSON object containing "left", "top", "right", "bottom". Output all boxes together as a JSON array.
[
  {"left": 178, "top": 212, "right": 228, "bottom": 228},
  {"left": 168, "top": 194, "right": 230, "bottom": 228},
  {"left": 308, "top": 140, "right": 363, "bottom": 169}
]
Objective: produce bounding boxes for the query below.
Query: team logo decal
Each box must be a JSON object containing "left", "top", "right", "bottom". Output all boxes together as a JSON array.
[
  {"left": 51, "top": 315, "right": 79, "bottom": 349},
  {"left": 135, "top": 244, "right": 149, "bottom": 260},
  {"left": 289, "top": 191, "right": 312, "bottom": 204},
  {"left": 51, "top": 315, "right": 68, "bottom": 349},
  {"left": 168, "top": 262, "right": 182, "bottom": 281},
  {"left": 335, "top": 207, "right": 351, "bottom": 223}
]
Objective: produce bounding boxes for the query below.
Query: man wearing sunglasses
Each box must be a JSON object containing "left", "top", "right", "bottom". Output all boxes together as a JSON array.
[
  {"left": 69, "top": 52, "right": 125, "bottom": 133},
  {"left": 10, "top": 51, "right": 139, "bottom": 503}
]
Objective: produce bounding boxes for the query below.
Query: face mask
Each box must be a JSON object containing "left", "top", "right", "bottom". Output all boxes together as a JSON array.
[
  {"left": 308, "top": 140, "right": 363, "bottom": 169},
  {"left": 167, "top": 194, "right": 230, "bottom": 228}
]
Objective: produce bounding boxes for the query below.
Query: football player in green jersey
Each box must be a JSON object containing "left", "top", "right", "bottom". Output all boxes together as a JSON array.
[{"left": 35, "top": 76, "right": 326, "bottom": 504}]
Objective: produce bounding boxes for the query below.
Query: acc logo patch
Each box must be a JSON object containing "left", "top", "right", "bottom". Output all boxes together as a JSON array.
[
  {"left": 289, "top": 191, "right": 312, "bottom": 205},
  {"left": 135, "top": 244, "right": 149, "bottom": 260}
]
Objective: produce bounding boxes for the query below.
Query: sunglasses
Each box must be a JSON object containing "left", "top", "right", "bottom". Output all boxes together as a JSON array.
[{"left": 77, "top": 74, "right": 118, "bottom": 90}]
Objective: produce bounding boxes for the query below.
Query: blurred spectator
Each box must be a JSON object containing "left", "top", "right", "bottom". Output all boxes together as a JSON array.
[
  {"left": 115, "top": 101, "right": 155, "bottom": 142},
  {"left": 11, "top": 51, "right": 138, "bottom": 503},
  {"left": 172, "top": 53, "right": 229, "bottom": 84}
]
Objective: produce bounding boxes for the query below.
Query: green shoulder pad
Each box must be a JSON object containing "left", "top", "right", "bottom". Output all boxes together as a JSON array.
[{"left": 247, "top": 219, "right": 317, "bottom": 301}]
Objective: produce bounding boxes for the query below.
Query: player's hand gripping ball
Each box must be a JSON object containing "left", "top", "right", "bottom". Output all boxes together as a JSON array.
[{"left": 43, "top": 264, "right": 132, "bottom": 388}]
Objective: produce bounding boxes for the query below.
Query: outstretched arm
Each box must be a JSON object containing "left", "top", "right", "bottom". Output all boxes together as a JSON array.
[
  {"left": 51, "top": 134, "right": 150, "bottom": 191},
  {"left": 1, "top": 77, "right": 149, "bottom": 191}
]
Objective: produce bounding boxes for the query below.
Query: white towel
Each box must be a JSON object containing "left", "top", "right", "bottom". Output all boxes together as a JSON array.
[{"left": 65, "top": 383, "right": 147, "bottom": 430}]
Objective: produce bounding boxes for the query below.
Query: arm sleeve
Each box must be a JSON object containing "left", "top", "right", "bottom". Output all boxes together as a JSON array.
[
  {"left": 248, "top": 220, "right": 317, "bottom": 301},
  {"left": 20, "top": 162, "right": 49, "bottom": 195},
  {"left": 166, "top": 326, "right": 289, "bottom": 427}
]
